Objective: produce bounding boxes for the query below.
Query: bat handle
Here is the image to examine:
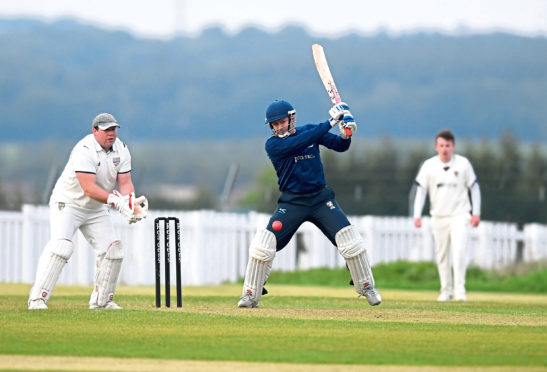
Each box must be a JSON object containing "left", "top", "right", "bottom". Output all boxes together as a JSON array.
[{"left": 345, "top": 127, "right": 352, "bottom": 137}]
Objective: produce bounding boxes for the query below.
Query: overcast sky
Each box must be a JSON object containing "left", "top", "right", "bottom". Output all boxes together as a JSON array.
[{"left": 1, "top": 0, "right": 546, "bottom": 38}]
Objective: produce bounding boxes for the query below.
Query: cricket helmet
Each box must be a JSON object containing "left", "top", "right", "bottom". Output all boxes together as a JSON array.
[{"left": 265, "top": 100, "right": 296, "bottom": 138}]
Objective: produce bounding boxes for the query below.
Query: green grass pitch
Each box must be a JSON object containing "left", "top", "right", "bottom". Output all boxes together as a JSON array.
[{"left": 0, "top": 283, "right": 545, "bottom": 371}]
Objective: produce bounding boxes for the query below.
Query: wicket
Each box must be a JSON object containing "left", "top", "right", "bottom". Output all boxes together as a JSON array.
[{"left": 154, "top": 217, "right": 182, "bottom": 308}]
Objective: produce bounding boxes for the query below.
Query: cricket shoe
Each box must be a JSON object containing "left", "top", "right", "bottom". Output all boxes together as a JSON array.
[
  {"left": 237, "top": 291, "right": 259, "bottom": 308},
  {"left": 89, "top": 301, "right": 122, "bottom": 309},
  {"left": 28, "top": 299, "right": 48, "bottom": 310},
  {"left": 454, "top": 293, "right": 467, "bottom": 301},
  {"left": 89, "top": 290, "right": 122, "bottom": 309},
  {"left": 361, "top": 287, "right": 382, "bottom": 306},
  {"left": 437, "top": 292, "right": 453, "bottom": 302}
]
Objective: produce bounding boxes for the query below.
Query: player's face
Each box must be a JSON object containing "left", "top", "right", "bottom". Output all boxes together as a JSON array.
[
  {"left": 271, "top": 117, "right": 290, "bottom": 136},
  {"left": 93, "top": 127, "right": 117, "bottom": 150},
  {"left": 435, "top": 137, "right": 454, "bottom": 162}
]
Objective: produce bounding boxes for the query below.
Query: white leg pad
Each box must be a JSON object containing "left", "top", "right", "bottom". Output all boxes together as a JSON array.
[
  {"left": 96, "top": 240, "right": 124, "bottom": 307},
  {"left": 29, "top": 240, "right": 73, "bottom": 302},
  {"left": 241, "top": 229, "right": 276, "bottom": 302},
  {"left": 335, "top": 226, "right": 375, "bottom": 293},
  {"left": 241, "top": 258, "right": 272, "bottom": 302},
  {"left": 346, "top": 250, "right": 375, "bottom": 293},
  {"left": 249, "top": 228, "right": 277, "bottom": 261},
  {"left": 335, "top": 225, "right": 365, "bottom": 258}
]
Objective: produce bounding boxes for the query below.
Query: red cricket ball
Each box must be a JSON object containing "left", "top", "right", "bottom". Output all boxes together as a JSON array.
[{"left": 272, "top": 220, "right": 282, "bottom": 231}]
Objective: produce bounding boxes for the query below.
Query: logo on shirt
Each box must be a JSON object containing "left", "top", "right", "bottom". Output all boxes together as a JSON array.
[
  {"left": 113, "top": 157, "right": 120, "bottom": 167},
  {"left": 436, "top": 183, "right": 458, "bottom": 189},
  {"left": 58, "top": 202, "right": 65, "bottom": 211},
  {"left": 277, "top": 208, "right": 287, "bottom": 214},
  {"left": 326, "top": 201, "right": 336, "bottom": 210},
  {"left": 294, "top": 154, "right": 315, "bottom": 163}
]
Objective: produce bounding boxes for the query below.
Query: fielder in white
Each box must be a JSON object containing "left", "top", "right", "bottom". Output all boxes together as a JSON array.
[
  {"left": 413, "top": 129, "right": 481, "bottom": 301},
  {"left": 28, "top": 113, "right": 148, "bottom": 310}
]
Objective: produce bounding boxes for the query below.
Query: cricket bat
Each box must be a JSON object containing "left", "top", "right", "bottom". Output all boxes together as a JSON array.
[{"left": 312, "top": 43, "right": 352, "bottom": 137}]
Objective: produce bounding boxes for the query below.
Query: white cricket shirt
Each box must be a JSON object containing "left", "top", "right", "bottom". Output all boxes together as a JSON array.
[
  {"left": 415, "top": 154, "right": 477, "bottom": 217},
  {"left": 50, "top": 134, "right": 131, "bottom": 209}
]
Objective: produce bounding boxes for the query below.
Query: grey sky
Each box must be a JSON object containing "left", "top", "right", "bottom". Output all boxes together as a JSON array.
[{"left": 1, "top": 0, "right": 546, "bottom": 38}]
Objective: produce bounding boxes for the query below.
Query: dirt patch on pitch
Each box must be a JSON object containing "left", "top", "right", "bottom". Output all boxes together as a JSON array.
[
  {"left": 180, "top": 305, "right": 546, "bottom": 327},
  {"left": 172, "top": 285, "right": 547, "bottom": 327},
  {"left": 2, "top": 355, "right": 544, "bottom": 372}
]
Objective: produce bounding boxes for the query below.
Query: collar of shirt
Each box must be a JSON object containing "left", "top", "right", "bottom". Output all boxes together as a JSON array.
[
  {"left": 92, "top": 136, "right": 117, "bottom": 154},
  {"left": 438, "top": 155, "right": 455, "bottom": 170}
]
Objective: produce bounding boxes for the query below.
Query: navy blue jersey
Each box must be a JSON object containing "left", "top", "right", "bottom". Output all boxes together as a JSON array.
[{"left": 265, "top": 121, "right": 350, "bottom": 193}]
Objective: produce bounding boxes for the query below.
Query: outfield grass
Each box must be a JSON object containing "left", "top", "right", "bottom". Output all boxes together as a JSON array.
[
  {"left": 267, "top": 260, "right": 547, "bottom": 293},
  {"left": 0, "top": 283, "right": 545, "bottom": 371}
]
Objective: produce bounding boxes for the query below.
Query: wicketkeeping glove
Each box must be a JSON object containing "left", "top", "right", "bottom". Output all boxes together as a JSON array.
[
  {"left": 107, "top": 190, "right": 136, "bottom": 223},
  {"left": 132, "top": 195, "right": 148, "bottom": 222}
]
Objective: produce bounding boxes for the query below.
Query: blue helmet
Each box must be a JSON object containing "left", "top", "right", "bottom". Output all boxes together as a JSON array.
[{"left": 265, "top": 100, "right": 296, "bottom": 138}]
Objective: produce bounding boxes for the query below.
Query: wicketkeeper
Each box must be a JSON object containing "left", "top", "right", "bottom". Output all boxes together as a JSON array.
[
  {"left": 28, "top": 113, "right": 148, "bottom": 310},
  {"left": 238, "top": 100, "right": 381, "bottom": 308}
]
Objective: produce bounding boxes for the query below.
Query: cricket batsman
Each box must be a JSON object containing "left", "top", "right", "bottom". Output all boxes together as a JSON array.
[
  {"left": 238, "top": 100, "right": 382, "bottom": 308},
  {"left": 28, "top": 113, "right": 148, "bottom": 310}
]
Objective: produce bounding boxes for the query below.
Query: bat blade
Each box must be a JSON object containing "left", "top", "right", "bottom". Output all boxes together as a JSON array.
[
  {"left": 312, "top": 44, "right": 341, "bottom": 104},
  {"left": 312, "top": 43, "right": 351, "bottom": 137}
]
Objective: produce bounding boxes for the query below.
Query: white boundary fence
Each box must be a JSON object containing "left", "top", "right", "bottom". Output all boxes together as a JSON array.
[{"left": 1, "top": 205, "right": 546, "bottom": 286}]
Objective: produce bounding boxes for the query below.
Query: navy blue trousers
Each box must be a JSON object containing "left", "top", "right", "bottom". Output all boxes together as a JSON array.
[{"left": 266, "top": 187, "right": 350, "bottom": 251}]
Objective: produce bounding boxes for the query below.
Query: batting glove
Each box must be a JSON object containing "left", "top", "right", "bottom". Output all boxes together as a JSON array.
[
  {"left": 328, "top": 102, "right": 350, "bottom": 126},
  {"left": 339, "top": 112, "right": 357, "bottom": 139}
]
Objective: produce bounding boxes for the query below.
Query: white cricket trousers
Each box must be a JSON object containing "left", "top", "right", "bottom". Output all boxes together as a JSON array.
[
  {"left": 430, "top": 213, "right": 471, "bottom": 297},
  {"left": 50, "top": 203, "right": 119, "bottom": 256}
]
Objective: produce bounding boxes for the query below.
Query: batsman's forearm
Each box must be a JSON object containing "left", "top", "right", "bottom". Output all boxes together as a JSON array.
[{"left": 266, "top": 122, "right": 331, "bottom": 158}]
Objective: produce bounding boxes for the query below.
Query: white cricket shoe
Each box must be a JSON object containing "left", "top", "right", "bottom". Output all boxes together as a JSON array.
[
  {"left": 454, "top": 293, "right": 467, "bottom": 301},
  {"left": 89, "top": 290, "right": 122, "bottom": 309},
  {"left": 28, "top": 299, "right": 48, "bottom": 310},
  {"left": 89, "top": 301, "right": 122, "bottom": 309},
  {"left": 437, "top": 292, "right": 453, "bottom": 302},
  {"left": 362, "top": 287, "right": 382, "bottom": 306},
  {"left": 237, "top": 292, "right": 259, "bottom": 308}
]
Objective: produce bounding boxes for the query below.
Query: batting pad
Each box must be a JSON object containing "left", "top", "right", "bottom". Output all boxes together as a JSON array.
[
  {"left": 335, "top": 225, "right": 375, "bottom": 294},
  {"left": 249, "top": 228, "right": 276, "bottom": 262},
  {"left": 96, "top": 240, "right": 123, "bottom": 307},
  {"left": 241, "top": 229, "right": 277, "bottom": 301},
  {"left": 335, "top": 225, "right": 365, "bottom": 258},
  {"left": 346, "top": 250, "right": 376, "bottom": 294},
  {"left": 29, "top": 240, "right": 73, "bottom": 302},
  {"left": 241, "top": 257, "right": 272, "bottom": 302}
]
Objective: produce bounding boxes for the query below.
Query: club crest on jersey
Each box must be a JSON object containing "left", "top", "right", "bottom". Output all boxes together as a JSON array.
[
  {"left": 326, "top": 201, "right": 336, "bottom": 210},
  {"left": 58, "top": 202, "right": 65, "bottom": 211},
  {"left": 113, "top": 157, "right": 120, "bottom": 167}
]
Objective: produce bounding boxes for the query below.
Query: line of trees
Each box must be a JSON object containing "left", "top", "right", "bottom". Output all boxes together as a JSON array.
[
  {"left": 241, "top": 131, "right": 547, "bottom": 225},
  {"left": 2, "top": 132, "right": 545, "bottom": 225}
]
